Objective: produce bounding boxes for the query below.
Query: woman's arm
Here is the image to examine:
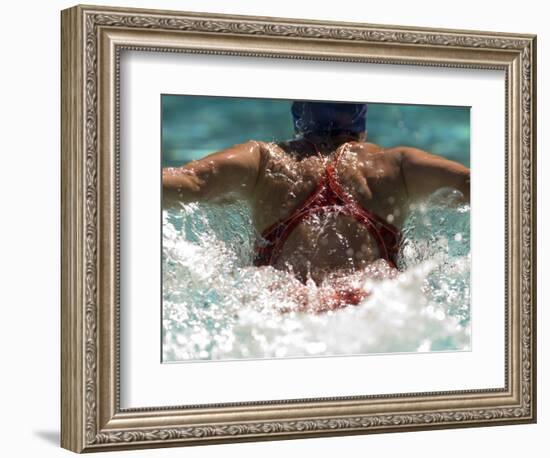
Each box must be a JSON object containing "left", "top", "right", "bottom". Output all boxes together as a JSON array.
[
  {"left": 162, "top": 140, "right": 263, "bottom": 208},
  {"left": 389, "top": 146, "right": 470, "bottom": 202}
]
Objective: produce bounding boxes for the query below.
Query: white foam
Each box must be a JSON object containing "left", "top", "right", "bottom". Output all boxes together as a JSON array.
[{"left": 162, "top": 192, "right": 471, "bottom": 362}]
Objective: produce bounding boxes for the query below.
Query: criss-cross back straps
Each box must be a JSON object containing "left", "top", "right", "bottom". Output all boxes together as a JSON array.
[{"left": 254, "top": 142, "right": 401, "bottom": 267}]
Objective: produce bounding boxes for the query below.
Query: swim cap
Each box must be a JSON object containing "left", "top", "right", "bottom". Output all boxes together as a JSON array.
[{"left": 291, "top": 101, "right": 367, "bottom": 136}]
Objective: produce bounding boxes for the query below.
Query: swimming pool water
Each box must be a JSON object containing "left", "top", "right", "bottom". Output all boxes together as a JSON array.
[
  {"left": 162, "top": 191, "right": 470, "bottom": 362},
  {"left": 162, "top": 96, "right": 470, "bottom": 167},
  {"left": 161, "top": 96, "right": 471, "bottom": 362}
]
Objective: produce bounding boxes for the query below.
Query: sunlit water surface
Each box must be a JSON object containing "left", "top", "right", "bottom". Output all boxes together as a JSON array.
[{"left": 162, "top": 189, "right": 470, "bottom": 362}]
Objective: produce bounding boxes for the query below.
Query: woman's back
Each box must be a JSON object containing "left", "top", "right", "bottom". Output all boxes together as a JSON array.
[{"left": 251, "top": 139, "right": 407, "bottom": 284}]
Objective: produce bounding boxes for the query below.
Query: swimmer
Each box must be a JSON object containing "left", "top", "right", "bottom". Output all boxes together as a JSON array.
[{"left": 163, "top": 102, "right": 470, "bottom": 311}]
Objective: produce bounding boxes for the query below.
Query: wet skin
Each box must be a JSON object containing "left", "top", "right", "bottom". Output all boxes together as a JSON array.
[{"left": 163, "top": 134, "right": 470, "bottom": 284}]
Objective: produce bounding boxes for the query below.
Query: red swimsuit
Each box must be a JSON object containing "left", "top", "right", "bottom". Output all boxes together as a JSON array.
[{"left": 254, "top": 143, "right": 401, "bottom": 309}]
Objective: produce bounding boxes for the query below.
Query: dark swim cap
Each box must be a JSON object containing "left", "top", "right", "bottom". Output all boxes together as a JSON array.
[{"left": 291, "top": 101, "right": 367, "bottom": 136}]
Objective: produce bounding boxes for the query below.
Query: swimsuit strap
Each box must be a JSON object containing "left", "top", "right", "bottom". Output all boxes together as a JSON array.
[
  {"left": 255, "top": 141, "right": 401, "bottom": 267},
  {"left": 320, "top": 143, "right": 401, "bottom": 255},
  {"left": 326, "top": 166, "right": 396, "bottom": 262},
  {"left": 257, "top": 141, "right": 341, "bottom": 264},
  {"left": 256, "top": 170, "right": 329, "bottom": 265},
  {"left": 310, "top": 140, "right": 347, "bottom": 171},
  {"left": 260, "top": 140, "right": 334, "bottom": 240}
]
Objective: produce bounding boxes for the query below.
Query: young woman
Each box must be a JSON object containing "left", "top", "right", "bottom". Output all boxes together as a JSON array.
[{"left": 163, "top": 102, "right": 470, "bottom": 311}]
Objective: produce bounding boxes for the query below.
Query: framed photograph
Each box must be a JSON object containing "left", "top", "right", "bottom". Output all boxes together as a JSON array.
[{"left": 61, "top": 4, "right": 537, "bottom": 453}]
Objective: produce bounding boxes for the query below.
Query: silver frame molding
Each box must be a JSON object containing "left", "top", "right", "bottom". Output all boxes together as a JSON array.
[{"left": 61, "top": 4, "right": 537, "bottom": 453}]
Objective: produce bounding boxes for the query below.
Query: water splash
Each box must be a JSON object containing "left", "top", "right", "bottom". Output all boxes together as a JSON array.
[{"left": 162, "top": 190, "right": 470, "bottom": 362}]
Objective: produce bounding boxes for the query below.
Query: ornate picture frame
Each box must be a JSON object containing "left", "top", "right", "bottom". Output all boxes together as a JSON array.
[{"left": 61, "top": 4, "right": 536, "bottom": 453}]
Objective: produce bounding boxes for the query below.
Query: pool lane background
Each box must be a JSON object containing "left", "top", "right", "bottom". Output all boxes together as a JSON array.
[{"left": 161, "top": 95, "right": 470, "bottom": 168}]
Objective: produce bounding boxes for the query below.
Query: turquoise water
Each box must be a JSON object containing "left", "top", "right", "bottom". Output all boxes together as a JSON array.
[
  {"left": 161, "top": 95, "right": 470, "bottom": 167},
  {"left": 161, "top": 95, "right": 471, "bottom": 362}
]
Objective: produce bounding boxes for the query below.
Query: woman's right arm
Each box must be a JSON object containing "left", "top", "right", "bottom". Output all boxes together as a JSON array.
[{"left": 162, "top": 140, "right": 264, "bottom": 208}]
